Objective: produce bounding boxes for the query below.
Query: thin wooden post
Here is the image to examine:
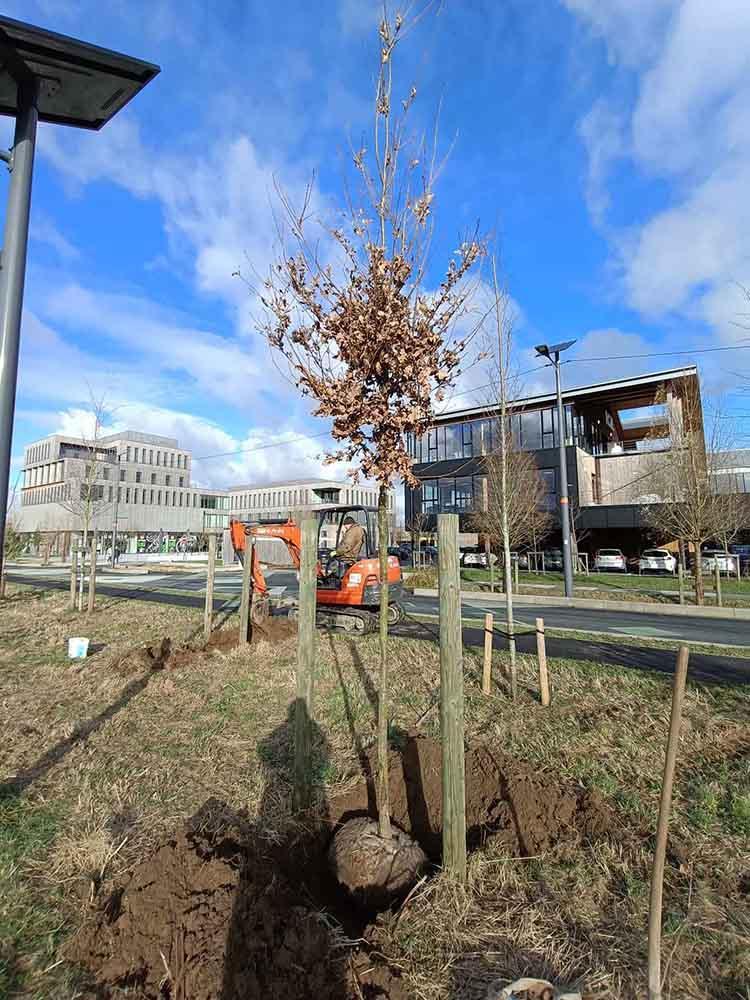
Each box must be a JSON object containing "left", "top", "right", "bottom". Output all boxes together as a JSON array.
[
  {"left": 648, "top": 645, "right": 689, "bottom": 1000},
  {"left": 677, "top": 563, "right": 685, "bottom": 606},
  {"left": 737, "top": 554, "right": 741, "bottom": 583},
  {"left": 69, "top": 541, "right": 78, "bottom": 610},
  {"left": 541, "top": 550, "right": 546, "bottom": 575},
  {"left": 87, "top": 532, "right": 97, "bottom": 614},
  {"left": 714, "top": 558, "right": 722, "bottom": 608},
  {"left": 536, "top": 617, "right": 550, "bottom": 707},
  {"left": 514, "top": 557, "right": 519, "bottom": 593},
  {"left": 238, "top": 530, "right": 253, "bottom": 645},
  {"left": 203, "top": 533, "right": 216, "bottom": 639},
  {"left": 482, "top": 613, "right": 493, "bottom": 695},
  {"left": 294, "top": 516, "right": 318, "bottom": 812},
  {"left": 438, "top": 513, "right": 467, "bottom": 881},
  {"left": 0, "top": 564, "right": 6, "bottom": 599}
]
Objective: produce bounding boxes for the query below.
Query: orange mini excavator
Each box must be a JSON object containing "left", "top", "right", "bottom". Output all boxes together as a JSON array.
[{"left": 229, "top": 505, "right": 404, "bottom": 634}]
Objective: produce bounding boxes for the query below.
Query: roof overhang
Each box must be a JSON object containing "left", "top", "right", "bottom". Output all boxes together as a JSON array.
[{"left": 434, "top": 366, "right": 699, "bottom": 424}]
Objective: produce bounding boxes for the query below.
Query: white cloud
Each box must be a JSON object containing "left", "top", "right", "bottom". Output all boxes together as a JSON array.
[
  {"left": 38, "top": 120, "right": 330, "bottom": 334},
  {"left": 30, "top": 215, "right": 81, "bottom": 261},
  {"left": 48, "top": 401, "right": 352, "bottom": 491},
  {"left": 566, "top": 0, "right": 750, "bottom": 342}
]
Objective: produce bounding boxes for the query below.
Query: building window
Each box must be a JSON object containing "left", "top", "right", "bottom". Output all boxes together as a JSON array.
[
  {"left": 172, "top": 493, "right": 176, "bottom": 506},
  {"left": 156, "top": 451, "right": 160, "bottom": 465},
  {"left": 125, "top": 488, "right": 130, "bottom": 503},
  {"left": 102, "top": 466, "right": 109, "bottom": 480},
  {"left": 179, "top": 493, "right": 183, "bottom": 506},
  {"left": 150, "top": 489, "right": 154, "bottom": 504},
  {"left": 108, "top": 486, "right": 113, "bottom": 502},
  {"left": 158, "top": 490, "right": 162, "bottom": 505},
  {"left": 165, "top": 475, "right": 171, "bottom": 486},
  {"left": 151, "top": 472, "right": 156, "bottom": 484},
  {"left": 149, "top": 449, "right": 153, "bottom": 464},
  {"left": 126, "top": 446, "right": 131, "bottom": 461},
  {"left": 179, "top": 477, "right": 184, "bottom": 488},
  {"left": 120, "top": 468, "right": 126, "bottom": 482},
  {"left": 135, "top": 471, "right": 142, "bottom": 483},
  {"left": 170, "top": 453, "right": 175, "bottom": 467},
  {"left": 539, "top": 469, "right": 556, "bottom": 510}
]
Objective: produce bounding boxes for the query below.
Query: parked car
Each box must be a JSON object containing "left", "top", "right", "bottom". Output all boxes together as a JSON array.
[
  {"left": 461, "top": 546, "right": 498, "bottom": 568},
  {"left": 512, "top": 551, "right": 529, "bottom": 569},
  {"left": 700, "top": 549, "right": 738, "bottom": 576},
  {"left": 639, "top": 548, "right": 677, "bottom": 574},
  {"left": 594, "top": 548, "right": 627, "bottom": 573},
  {"left": 543, "top": 548, "right": 563, "bottom": 571}
]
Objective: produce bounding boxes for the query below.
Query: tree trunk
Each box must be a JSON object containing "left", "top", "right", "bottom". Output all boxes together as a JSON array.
[
  {"left": 377, "top": 485, "right": 392, "bottom": 840},
  {"left": 692, "top": 539, "right": 704, "bottom": 606}
]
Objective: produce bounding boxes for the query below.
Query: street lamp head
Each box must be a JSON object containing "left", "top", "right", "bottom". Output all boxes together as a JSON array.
[
  {"left": 549, "top": 339, "right": 577, "bottom": 355},
  {"left": 0, "top": 15, "right": 159, "bottom": 130},
  {"left": 535, "top": 339, "right": 577, "bottom": 360}
]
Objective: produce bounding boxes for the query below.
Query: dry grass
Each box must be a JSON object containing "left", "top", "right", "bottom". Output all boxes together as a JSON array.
[{"left": 1, "top": 583, "right": 749, "bottom": 999}]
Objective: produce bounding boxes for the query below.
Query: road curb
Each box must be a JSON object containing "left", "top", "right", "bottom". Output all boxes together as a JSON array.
[{"left": 411, "top": 588, "right": 750, "bottom": 620}]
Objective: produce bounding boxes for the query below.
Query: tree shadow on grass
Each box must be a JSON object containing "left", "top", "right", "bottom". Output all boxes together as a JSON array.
[{"left": 0, "top": 670, "right": 157, "bottom": 800}]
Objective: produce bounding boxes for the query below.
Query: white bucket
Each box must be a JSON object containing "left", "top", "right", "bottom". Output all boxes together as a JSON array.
[{"left": 67, "top": 637, "right": 89, "bottom": 659}]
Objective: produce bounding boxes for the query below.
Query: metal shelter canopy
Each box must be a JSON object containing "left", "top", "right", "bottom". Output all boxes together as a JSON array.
[{"left": 0, "top": 15, "right": 160, "bottom": 130}]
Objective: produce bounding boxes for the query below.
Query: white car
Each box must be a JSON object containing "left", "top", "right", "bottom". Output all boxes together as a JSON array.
[
  {"left": 639, "top": 548, "right": 677, "bottom": 574},
  {"left": 595, "top": 548, "right": 627, "bottom": 573},
  {"left": 701, "top": 550, "right": 738, "bottom": 575}
]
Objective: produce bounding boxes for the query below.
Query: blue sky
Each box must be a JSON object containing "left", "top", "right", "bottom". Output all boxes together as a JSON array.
[{"left": 6, "top": 0, "right": 750, "bottom": 497}]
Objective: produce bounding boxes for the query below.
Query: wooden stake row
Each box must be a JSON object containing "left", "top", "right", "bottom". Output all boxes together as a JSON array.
[{"left": 481, "top": 611, "right": 551, "bottom": 707}]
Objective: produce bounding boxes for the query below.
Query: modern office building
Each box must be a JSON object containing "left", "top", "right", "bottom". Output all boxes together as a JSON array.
[
  {"left": 404, "top": 366, "right": 702, "bottom": 554},
  {"left": 14, "top": 430, "right": 230, "bottom": 555}
]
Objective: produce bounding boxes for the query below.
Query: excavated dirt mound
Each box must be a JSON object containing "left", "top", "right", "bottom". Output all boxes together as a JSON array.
[
  {"left": 328, "top": 736, "right": 614, "bottom": 860},
  {"left": 68, "top": 799, "right": 348, "bottom": 1000},
  {"left": 116, "top": 618, "right": 298, "bottom": 675},
  {"left": 68, "top": 740, "right": 614, "bottom": 999}
]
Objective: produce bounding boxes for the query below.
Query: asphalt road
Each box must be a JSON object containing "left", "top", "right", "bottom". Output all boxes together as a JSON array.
[{"left": 7, "top": 566, "right": 749, "bottom": 685}]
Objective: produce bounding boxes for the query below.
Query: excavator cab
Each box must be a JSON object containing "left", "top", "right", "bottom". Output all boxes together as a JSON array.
[
  {"left": 229, "top": 505, "right": 404, "bottom": 634},
  {"left": 319, "top": 505, "right": 374, "bottom": 586}
]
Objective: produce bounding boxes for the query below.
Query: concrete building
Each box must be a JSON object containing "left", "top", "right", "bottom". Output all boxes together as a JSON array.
[
  {"left": 404, "top": 366, "right": 702, "bottom": 555},
  {"left": 14, "top": 430, "right": 230, "bottom": 555},
  {"left": 228, "top": 478, "right": 386, "bottom": 549}
]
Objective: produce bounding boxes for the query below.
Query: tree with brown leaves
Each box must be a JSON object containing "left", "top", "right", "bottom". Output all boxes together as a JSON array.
[{"left": 258, "top": 7, "right": 483, "bottom": 840}]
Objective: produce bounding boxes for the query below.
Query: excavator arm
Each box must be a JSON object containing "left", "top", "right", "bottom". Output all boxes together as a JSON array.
[{"left": 229, "top": 518, "right": 305, "bottom": 596}]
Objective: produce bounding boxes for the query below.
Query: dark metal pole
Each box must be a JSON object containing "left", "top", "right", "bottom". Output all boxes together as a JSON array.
[
  {"left": 554, "top": 354, "right": 574, "bottom": 597},
  {"left": 0, "top": 78, "right": 38, "bottom": 588}
]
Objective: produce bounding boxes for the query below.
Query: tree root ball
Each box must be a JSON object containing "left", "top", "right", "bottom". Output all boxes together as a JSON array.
[{"left": 328, "top": 816, "right": 427, "bottom": 908}]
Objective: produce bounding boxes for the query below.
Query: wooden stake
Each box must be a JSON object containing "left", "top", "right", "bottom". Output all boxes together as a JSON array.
[
  {"left": 714, "top": 559, "right": 722, "bottom": 608},
  {"left": 203, "top": 533, "right": 216, "bottom": 640},
  {"left": 69, "top": 542, "right": 78, "bottom": 610},
  {"left": 482, "top": 613, "right": 493, "bottom": 695},
  {"left": 294, "top": 516, "right": 318, "bottom": 812},
  {"left": 536, "top": 617, "right": 550, "bottom": 707},
  {"left": 677, "top": 562, "right": 685, "bottom": 606},
  {"left": 238, "top": 530, "right": 253, "bottom": 645},
  {"left": 438, "top": 513, "right": 467, "bottom": 881},
  {"left": 87, "top": 532, "right": 97, "bottom": 614},
  {"left": 648, "top": 645, "right": 689, "bottom": 1000},
  {"left": 514, "top": 557, "right": 519, "bottom": 593}
]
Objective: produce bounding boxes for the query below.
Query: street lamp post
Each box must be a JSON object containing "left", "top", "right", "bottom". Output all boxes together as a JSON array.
[
  {"left": 535, "top": 340, "right": 577, "bottom": 598},
  {"left": 0, "top": 15, "right": 158, "bottom": 589}
]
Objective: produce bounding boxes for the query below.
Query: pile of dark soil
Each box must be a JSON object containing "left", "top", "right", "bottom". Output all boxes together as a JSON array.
[
  {"left": 328, "top": 736, "right": 614, "bottom": 860},
  {"left": 118, "top": 617, "right": 298, "bottom": 674},
  {"left": 68, "top": 739, "right": 614, "bottom": 998},
  {"left": 68, "top": 799, "right": 350, "bottom": 1000}
]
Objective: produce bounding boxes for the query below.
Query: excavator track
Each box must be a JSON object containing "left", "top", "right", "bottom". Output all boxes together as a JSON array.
[{"left": 288, "top": 606, "right": 378, "bottom": 634}]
